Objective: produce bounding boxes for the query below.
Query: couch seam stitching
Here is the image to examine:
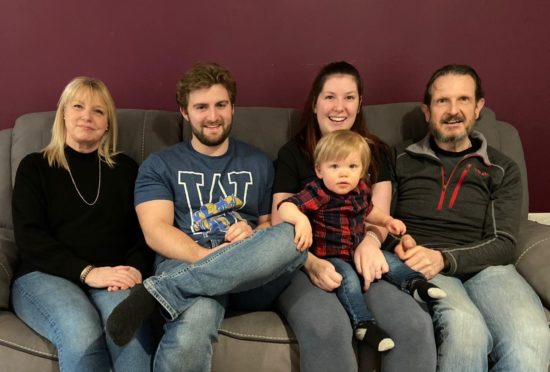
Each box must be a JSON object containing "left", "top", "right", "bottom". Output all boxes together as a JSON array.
[
  {"left": 0, "top": 261, "right": 10, "bottom": 280},
  {"left": 0, "top": 338, "right": 58, "bottom": 359},
  {"left": 218, "top": 328, "right": 296, "bottom": 343},
  {"left": 515, "top": 236, "right": 550, "bottom": 265}
]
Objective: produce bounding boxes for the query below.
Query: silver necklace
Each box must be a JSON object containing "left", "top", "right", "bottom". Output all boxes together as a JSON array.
[{"left": 67, "top": 156, "right": 101, "bottom": 206}]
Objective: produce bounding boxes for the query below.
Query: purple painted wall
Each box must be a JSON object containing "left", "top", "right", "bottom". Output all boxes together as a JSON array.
[{"left": 2, "top": 0, "right": 549, "bottom": 211}]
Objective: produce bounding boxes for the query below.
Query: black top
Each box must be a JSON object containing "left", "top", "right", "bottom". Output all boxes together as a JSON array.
[
  {"left": 12, "top": 147, "right": 152, "bottom": 284},
  {"left": 273, "top": 139, "right": 392, "bottom": 194}
]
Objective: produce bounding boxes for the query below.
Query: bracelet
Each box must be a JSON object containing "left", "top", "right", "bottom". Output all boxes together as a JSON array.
[
  {"left": 80, "top": 265, "right": 95, "bottom": 283},
  {"left": 365, "top": 231, "right": 382, "bottom": 248}
]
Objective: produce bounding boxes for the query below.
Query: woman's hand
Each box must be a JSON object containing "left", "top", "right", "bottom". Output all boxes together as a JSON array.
[
  {"left": 353, "top": 237, "right": 389, "bottom": 291},
  {"left": 85, "top": 265, "right": 142, "bottom": 291},
  {"left": 303, "top": 253, "right": 342, "bottom": 291}
]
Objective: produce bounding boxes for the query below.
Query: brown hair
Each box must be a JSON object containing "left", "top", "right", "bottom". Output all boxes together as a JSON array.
[
  {"left": 176, "top": 63, "right": 237, "bottom": 112},
  {"left": 294, "top": 61, "right": 389, "bottom": 183},
  {"left": 424, "top": 64, "right": 484, "bottom": 105}
]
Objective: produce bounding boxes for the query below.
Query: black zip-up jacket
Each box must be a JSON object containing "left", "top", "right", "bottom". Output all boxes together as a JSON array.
[{"left": 392, "top": 131, "right": 522, "bottom": 278}]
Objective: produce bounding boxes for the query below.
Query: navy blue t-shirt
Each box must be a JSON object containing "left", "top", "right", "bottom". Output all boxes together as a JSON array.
[{"left": 135, "top": 138, "right": 274, "bottom": 248}]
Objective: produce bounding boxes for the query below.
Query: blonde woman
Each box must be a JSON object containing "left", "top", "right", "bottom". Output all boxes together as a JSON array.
[{"left": 11, "top": 77, "right": 153, "bottom": 371}]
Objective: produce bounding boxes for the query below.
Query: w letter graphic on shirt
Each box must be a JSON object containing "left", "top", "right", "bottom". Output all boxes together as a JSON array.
[{"left": 178, "top": 171, "right": 253, "bottom": 235}]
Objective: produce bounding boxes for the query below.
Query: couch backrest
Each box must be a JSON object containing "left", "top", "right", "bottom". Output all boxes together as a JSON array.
[
  {"left": 0, "top": 129, "right": 14, "bottom": 242},
  {"left": 0, "top": 103, "right": 529, "bottom": 238}
]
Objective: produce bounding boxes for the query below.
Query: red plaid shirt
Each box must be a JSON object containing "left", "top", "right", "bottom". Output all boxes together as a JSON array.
[{"left": 284, "top": 179, "right": 373, "bottom": 261}]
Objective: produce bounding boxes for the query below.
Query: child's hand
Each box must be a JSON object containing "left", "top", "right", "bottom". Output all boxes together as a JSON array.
[
  {"left": 294, "top": 215, "right": 313, "bottom": 251},
  {"left": 386, "top": 218, "right": 406, "bottom": 236}
]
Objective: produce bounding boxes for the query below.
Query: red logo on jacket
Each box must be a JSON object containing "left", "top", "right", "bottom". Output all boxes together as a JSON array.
[{"left": 474, "top": 168, "right": 489, "bottom": 177}]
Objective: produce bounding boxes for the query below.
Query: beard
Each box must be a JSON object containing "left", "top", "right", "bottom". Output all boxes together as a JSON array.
[
  {"left": 431, "top": 113, "right": 473, "bottom": 144},
  {"left": 432, "top": 127, "right": 469, "bottom": 144},
  {"left": 192, "top": 121, "right": 232, "bottom": 147}
]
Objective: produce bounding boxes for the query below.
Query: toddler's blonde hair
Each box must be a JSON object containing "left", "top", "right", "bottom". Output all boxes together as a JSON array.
[{"left": 314, "top": 130, "right": 371, "bottom": 178}]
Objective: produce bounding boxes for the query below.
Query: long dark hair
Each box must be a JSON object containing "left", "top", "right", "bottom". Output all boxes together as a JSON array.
[{"left": 294, "top": 61, "right": 389, "bottom": 183}]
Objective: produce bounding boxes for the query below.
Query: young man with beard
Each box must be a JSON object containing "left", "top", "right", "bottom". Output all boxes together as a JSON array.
[
  {"left": 106, "top": 63, "right": 307, "bottom": 371},
  {"left": 391, "top": 64, "right": 549, "bottom": 371}
]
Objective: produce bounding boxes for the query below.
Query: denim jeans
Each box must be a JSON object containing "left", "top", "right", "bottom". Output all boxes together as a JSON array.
[
  {"left": 149, "top": 223, "right": 306, "bottom": 371},
  {"left": 144, "top": 223, "right": 306, "bottom": 320},
  {"left": 327, "top": 251, "right": 424, "bottom": 328},
  {"left": 154, "top": 296, "right": 226, "bottom": 372},
  {"left": 11, "top": 271, "right": 153, "bottom": 372},
  {"left": 153, "top": 270, "right": 298, "bottom": 372},
  {"left": 430, "top": 265, "right": 550, "bottom": 372},
  {"left": 276, "top": 270, "right": 437, "bottom": 372}
]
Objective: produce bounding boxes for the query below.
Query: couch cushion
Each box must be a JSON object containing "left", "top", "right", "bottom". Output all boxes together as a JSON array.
[
  {"left": 213, "top": 311, "right": 299, "bottom": 372},
  {"left": 11, "top": 112, "right": 56, "bottom": 186},
  {"left": 0, "top": 310, "right": 300, "bottom": 372},
  {"left": 117, "top": 109, "right": 183, "bottom": 164},
  {"left": 365, "top": 102, "right": 427, "bottom": 147},
  {"left": 218, "top": 311, "right": 296, "bottom": 343},
  {"left": 0, "top": 239, "right": 16, "bottom": 310},
  {"left": 0, "top": 129, "right": 13, "bottom": 235},
  {"left": 475, "top": 115, "right": 529, "bottom": 220},
  {"left": 0, "top": 311, "right": 58, "bottom": 366},
  {"left": 516, "top": 220, "right": 550, "bottom": 310}
]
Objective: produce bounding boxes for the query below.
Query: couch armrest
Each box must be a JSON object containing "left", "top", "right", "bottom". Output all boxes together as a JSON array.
[
  {"left": 516, "top": 220, "right": 550, "bottom": 309},
  {"left": 0, "top": 237, "right": 17, "bottom": 310}
]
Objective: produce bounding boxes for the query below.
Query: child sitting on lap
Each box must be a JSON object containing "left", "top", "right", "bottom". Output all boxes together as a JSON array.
[{"left": 278, "top": 130, "right": 446, "bottom": 352}]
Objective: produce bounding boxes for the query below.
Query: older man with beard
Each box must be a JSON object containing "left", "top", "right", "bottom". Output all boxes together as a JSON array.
[{"left": 391, "top": 64, "right": 549, "bottom": 371}]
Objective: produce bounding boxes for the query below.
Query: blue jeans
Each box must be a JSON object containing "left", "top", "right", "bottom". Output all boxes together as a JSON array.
[
  {"left": 328, "top": 251, "right": 423, "bottom": 328},
  {"left": 11, "top": 271, "right": 153, "bottom": 372},
  {"left": 154, "top": 296, "right": 226, "bottom": 372},
  {"left": 144, "top": 223, "right": 306, "bottom": 320},
  {"left": 430, "top": 265, "right": 550, "bottom": 372},
  {"left": 277, "top": 271, "right": 437, "bottom": 372},
  {"left": 149, "top": 223, "right": 306, "bottom": 372}
]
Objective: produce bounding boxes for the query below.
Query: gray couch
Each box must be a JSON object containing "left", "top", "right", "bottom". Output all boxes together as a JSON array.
[{"left": 0, "top": 103, "right": 548, "bottom": 372}]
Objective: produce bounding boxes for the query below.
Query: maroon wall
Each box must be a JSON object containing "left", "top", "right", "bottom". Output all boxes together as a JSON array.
[{"left": 2, "top": 0, "right": 549, "bottom": 211}]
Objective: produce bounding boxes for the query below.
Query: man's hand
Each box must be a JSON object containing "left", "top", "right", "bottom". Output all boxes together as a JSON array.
[
  {"left": 354, "top": 237, "right": 389, "bottom": 290},
  {"left": 293, "top": 215, "right": 313, "bottom": 251},
  {"left": 303, "top": 253, "right": 342, "bottom": 291},
  {"left": 394, "top": 235, "right": 445, "bottom": 279},
  {"left": 225, "top": 220, "right": 253, "bottom": 243}
]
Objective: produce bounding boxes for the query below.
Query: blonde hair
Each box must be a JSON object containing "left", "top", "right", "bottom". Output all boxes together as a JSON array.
[
  {"left": 314, "top": 130, "right": 371, "bottom": 179},
  {"left": 43, "top": 76, "right": 118, "bottom": 170}
]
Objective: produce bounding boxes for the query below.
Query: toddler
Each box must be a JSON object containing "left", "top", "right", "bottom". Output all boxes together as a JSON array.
[{"left": 278, "top": 130, "right": 446, "bottom": 352}]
